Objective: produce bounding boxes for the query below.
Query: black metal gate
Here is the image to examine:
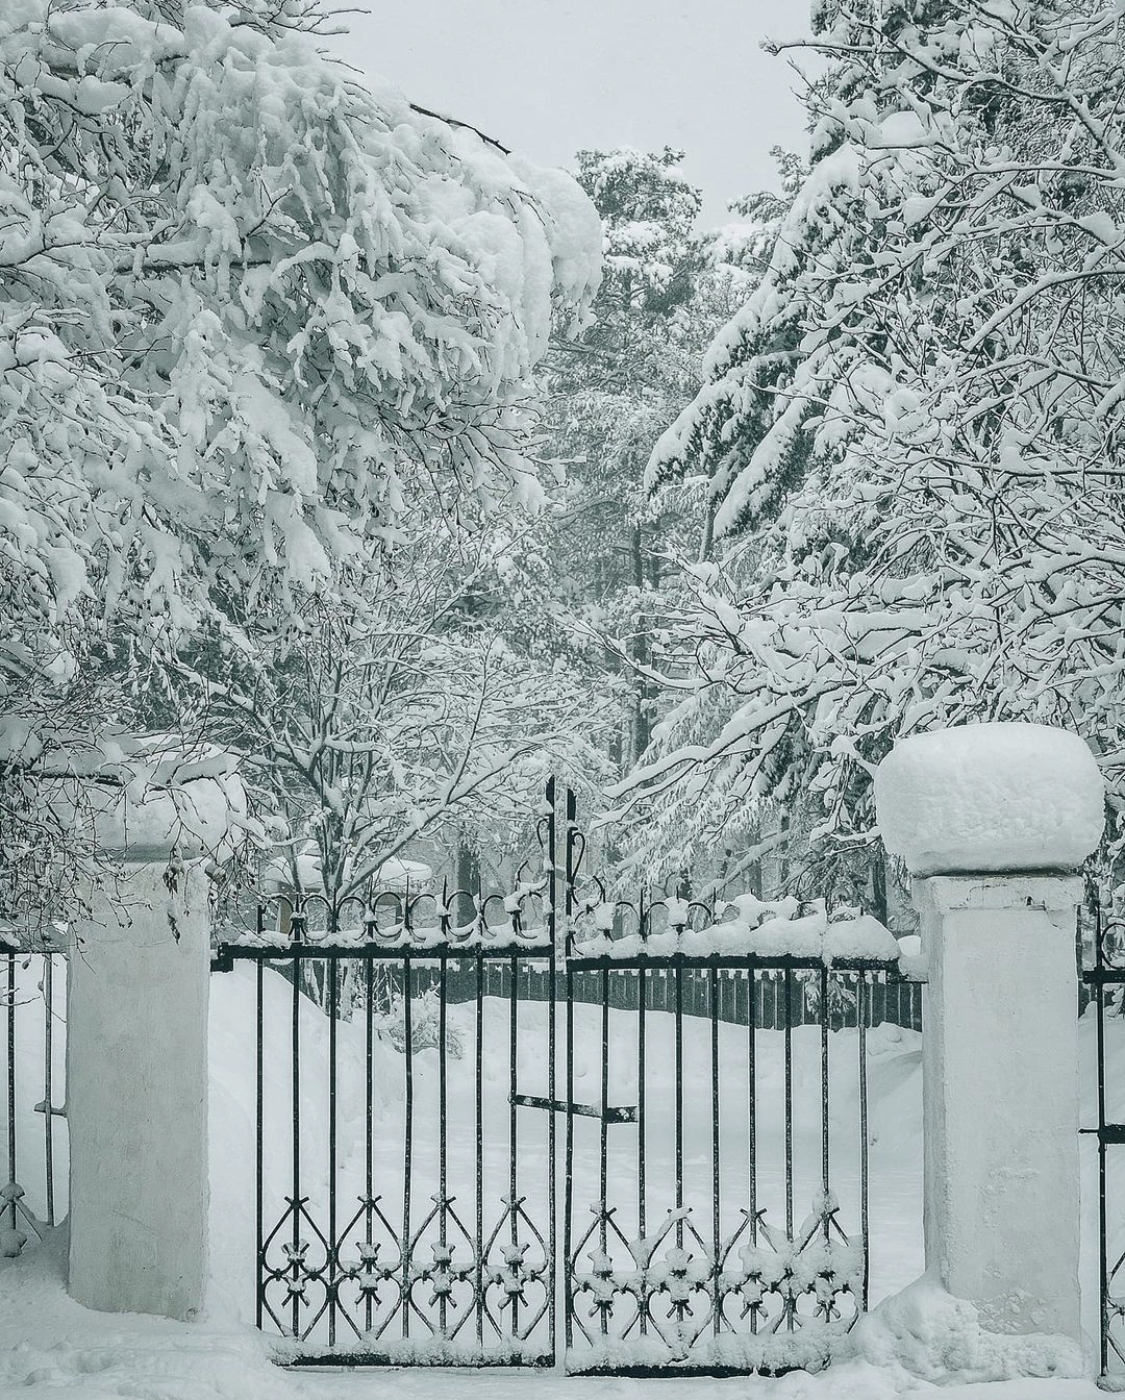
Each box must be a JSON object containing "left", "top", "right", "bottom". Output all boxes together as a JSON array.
[
  {"left": 1082, "top": 909, "right": 1125, "bottom": 1389},
  {"left": 213, "top": 785, "right": 915, "bottom": 1374}
]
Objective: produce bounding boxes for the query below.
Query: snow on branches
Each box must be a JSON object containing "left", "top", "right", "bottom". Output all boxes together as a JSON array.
[
  {"left": 0, "top": 0, "right": 600, "bottom": 905},
  {"left": 0, "top": 0, "right": 599, "bottom": 682},
  {"left": 623, "top": 0, "right": 1125, "bottom": 883}
]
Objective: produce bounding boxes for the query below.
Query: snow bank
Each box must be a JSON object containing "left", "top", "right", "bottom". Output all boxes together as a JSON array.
[
  {"left": 0, "top": 1230, "right": 287, "bottom": 1399},
  {"left": 6, "top": 953, "right": 1114, "bottom": 1398},
  {"left": 0, "top": 1240, "right": 1098, "bottom": 1399},
  {"left": 852, "top": 1273, "right": 1085, "bottom": 1385},
  {"left": 875, "top": 723, "right": 1104, "bottom": 876}
]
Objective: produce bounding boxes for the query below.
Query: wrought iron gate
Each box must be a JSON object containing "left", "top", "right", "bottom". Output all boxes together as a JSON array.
[{"left": 212, "top": 784, "right": 914, "bottom": 1374}]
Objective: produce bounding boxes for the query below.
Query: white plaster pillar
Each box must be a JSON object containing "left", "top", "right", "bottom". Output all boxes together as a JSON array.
[
  {"left": 914, "top": 873, "right": 1082, "bottom": 1337},
  {"left": 875, "top": 722, "right": 1104, "bottom": 1342},
  {"left": 67, "top": 856, "right": 210, "bottom": 1320},
  {"left": 62, "top": 748, "right": 244, "bottom": 1321}
]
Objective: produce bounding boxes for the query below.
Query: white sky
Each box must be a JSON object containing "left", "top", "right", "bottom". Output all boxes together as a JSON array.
[{"left": 322, "top": 1, "right": 811, "bottom": 227}]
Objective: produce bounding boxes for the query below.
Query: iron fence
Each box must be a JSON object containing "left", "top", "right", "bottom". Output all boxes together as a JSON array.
[
  {"left": 212, "top": 782, "right": 920, "bottom": 1373},
  {"left": 1082, "top": 910, "right": 1125, "bottom": 1387},
  {"left": 389, "top": 962, "right": 921, "bottom": 1034},
  {"left": 1, "top": 934, "right": 66, "bottom": 1256}
]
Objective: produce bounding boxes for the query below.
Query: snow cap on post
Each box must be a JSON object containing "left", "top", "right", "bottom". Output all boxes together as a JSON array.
[
  {"left": 874, "top": 722, "right": 1104, "bottom": 877},
  {"left": 53, "top": 735, "right": 247, "bottom": 863}
]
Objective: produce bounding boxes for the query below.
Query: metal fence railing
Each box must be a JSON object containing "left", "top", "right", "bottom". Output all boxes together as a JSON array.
[{"left": 2, "top": 941, "right": 67, "bottom": 1255}]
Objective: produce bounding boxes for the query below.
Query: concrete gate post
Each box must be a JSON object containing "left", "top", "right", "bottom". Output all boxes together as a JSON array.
[
  {"left": 874, "top": 722, "right": 1104, "bottom": 1341},
  {"left": 64, "top": 753, "right": 243, "bottom": 1321}
]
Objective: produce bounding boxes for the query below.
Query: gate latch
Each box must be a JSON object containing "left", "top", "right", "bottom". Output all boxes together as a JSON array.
[{"left": 510, "top": 1092, "right": 636, "bottom": 1125}]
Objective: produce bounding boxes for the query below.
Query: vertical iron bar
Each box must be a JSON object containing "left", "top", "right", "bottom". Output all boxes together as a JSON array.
[
  {"left": 508, "top": 954, "right": 519, "bottom": 1341},
  {"left": 784, "top": 968, "right": 794, "bottom": 1248},
  {"left": 475, "top": 950, "right": 485, "bottom": 1347},
  {"left": 1097, "top": 937, "right": 1110, "bottom": 1378},
  {"left": 328, "top": 957, "right": 339, "bottom": 1346},
  {"left": 859, "top": 973, "right": 870, "bottom": 1313},
  {"left": 547, "top": 951, "right": 557, "bottom": 1362},
  {"left": 748, "top": 967, "right": 758, "bottom": 1334},
  {"left": 564, "top": 966, "right": 575, "bottom": 1352},
  {"left": 438, "top": 957, "right": 449, "bottom": 1338},
  {"left": 711, "top": 965, "right": 721, "bottom": 1336},
  {"left": 290, "top": 951, "right": 301, "bottom": 1340},
  {"left": 255, "top": 956, "right": 264, "bottom": 1330},
  {"left": 821, "top": 964, "right": 830, "bottom": 1246},
  {"left": 364, "top": 957, "right": 374, "bottom": 1335},
  {"left": 562, "top": 784, "right": 577, "bottom": 1358},
  {"left": 675, "top": 962, "right": 684, "bottom": 1250},
  {"left": 599, "top": 966, "right": 610, "bottom": 1336},
  {"left": 43, "top": 954, "right": 54, "bottom": 1227},
  {"left": 637, "top": 964, "right": 647, "bottom": 1337},
  {"left": 402, "top": 959, "right": 413, "bottom": 1340},
  {"left": 547, "top": 781, "right": 559, "bottom": 1365},
  {"left": 565, "top": 785, "right": 577, "bottom": 953}
]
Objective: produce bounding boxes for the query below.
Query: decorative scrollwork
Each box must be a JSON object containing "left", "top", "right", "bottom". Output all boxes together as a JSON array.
[
  {"left": 332, "top": 1195, "right": 407, "bottom": 1341},
  {"left": 261, "top": 1195, "right": 334, "bottom": 1339},
  {"left": 260, "top": 1191, "right": 553, "bottom": 1354},
  {"left": 1099, "top": 919, "right": 1125, "bottom": 972},
  {"left": 568, "top": 1199, "right": 861, "bottom": 1369},
  {"left": 481, "top": 1193, "right": 552, "bottom": 1342}
]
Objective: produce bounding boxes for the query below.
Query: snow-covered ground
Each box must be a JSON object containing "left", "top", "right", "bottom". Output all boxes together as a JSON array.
[
  {"left": 0, "top": 955, "right": 1117, "bottom": 1398},
  {"left": 0, "top": 1236, "right": 1104, "bottom": 1400}
]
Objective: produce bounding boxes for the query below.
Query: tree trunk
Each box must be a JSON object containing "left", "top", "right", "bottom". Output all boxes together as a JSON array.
[
  {"left": 630, "top": 524, "right": 651, "bottom": 764},
  {"left": 455, "top": 840, "right": 481, "bottom": 932}
]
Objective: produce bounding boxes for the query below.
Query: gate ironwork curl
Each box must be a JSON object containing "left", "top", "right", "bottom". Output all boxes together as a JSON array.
[{"left": 212, "top": 781, "right": 916, "bottom": 1374}]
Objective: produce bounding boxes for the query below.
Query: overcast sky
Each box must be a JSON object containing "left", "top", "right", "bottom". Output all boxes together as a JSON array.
[{"left": 322, "top": 2, "right": 811, "bottom": 227}]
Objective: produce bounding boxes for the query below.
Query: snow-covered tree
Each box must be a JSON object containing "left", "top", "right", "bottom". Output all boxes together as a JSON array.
[
  {"left": 619, "top": 0, "right": 1125, "bottom": 896},
  {"left": 0, "top": 0, "right": 600, "bottom": 912},
  {"left": 540, "top": 147, "right": 750, "bottom": 772},
  {"left": 191, "top": 506, "right": 615, "bottom": 916}
]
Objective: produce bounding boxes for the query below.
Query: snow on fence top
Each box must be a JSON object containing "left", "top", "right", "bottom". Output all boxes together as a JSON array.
[
  {"left": 570, "top": 893, "right": 900, "bottom": 964},
  {"left": 222, "top": 887, "right": 901, "bottom": 964},
  {"left": 875, "top": 722, "right": 1104, "bottom": 877}
]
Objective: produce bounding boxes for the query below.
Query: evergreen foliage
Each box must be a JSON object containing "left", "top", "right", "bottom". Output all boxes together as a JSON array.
[{"left": 620, "top": 0, "right": 1125, "bottom": 894}]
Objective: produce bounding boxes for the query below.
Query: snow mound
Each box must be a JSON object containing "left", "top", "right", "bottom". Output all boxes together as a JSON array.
[
  {"left": 45, "top": 734, "right": 249, "bottom": 860},
  {"left": 875, "top": 723, "right": 1104, "bottom": 876},
  {"left": 0, "top": 1228, "right": 286, "bottom": 1399},
  {"left": 852, "top": 1273, "right": 1085, "bottom": 1385}
]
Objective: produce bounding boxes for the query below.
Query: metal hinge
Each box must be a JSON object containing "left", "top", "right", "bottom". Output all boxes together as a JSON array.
[{"left": 1080, "top": 1125, "right": 1125, "bottom": 1143}]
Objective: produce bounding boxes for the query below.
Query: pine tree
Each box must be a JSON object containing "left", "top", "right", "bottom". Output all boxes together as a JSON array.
[{"left": 541, "top": 147, "right": 751, "bottom": 771}]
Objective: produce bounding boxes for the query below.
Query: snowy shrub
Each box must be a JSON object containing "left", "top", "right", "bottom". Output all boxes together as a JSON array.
[{"left": 376, "top": 988, "right": 464, "bottom": 1060}]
